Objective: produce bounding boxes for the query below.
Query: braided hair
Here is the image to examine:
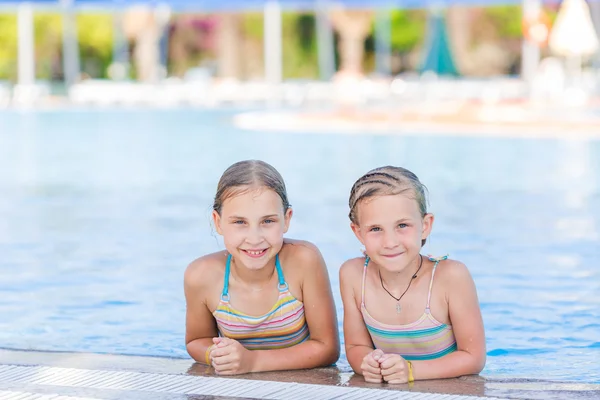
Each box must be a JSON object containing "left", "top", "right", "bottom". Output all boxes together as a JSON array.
[{"left": 349, "top": 166, "right": 429, "bottom": 246}]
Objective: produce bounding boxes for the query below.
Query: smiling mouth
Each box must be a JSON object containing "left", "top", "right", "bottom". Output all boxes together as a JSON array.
[
  {"left": 242, "top": 249, "right": 268, "bottom": 258},
  {"left": 382, "top": 252, "right": 403, "bottom": 258}
]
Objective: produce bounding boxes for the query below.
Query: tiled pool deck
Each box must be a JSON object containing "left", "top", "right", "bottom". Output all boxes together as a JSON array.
[{"left": 0, "top": 349, "right": 598, "bottom": 400}]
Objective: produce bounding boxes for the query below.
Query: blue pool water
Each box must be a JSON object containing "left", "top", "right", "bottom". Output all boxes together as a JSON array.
[{"left": 0, "top": 108, "right": 599, "bottom": 383}]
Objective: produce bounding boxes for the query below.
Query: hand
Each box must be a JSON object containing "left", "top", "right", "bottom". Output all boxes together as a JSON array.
[
  {"left": 379, "top": 353, "right": 409, "bottom": 384},
  {"left": 360, "top": 349, "right": 384, "bottom": 383},
  {"left": 209, "top": 337, "right": 256, "bottom": 375}
]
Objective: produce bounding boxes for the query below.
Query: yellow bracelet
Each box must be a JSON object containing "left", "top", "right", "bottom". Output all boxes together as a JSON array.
[
  {"left": 407, "top": 360, "right": 414, "bottom": 383},
  {"left": 205, "top": 344, "right": 214, "bottom": 365}
]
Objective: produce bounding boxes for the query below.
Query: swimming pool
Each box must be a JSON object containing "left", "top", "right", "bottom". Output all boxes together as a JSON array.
[{"left": 0, "top": 108, "right": 598, "bottom": 383}]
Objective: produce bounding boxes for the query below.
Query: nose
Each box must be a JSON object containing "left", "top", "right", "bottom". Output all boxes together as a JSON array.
[
  {"left": 383, "top": 230, "right": 400, "bottom": 249},
  {"left": 246, "top": 225, "right": 264, "bottom": 245}
]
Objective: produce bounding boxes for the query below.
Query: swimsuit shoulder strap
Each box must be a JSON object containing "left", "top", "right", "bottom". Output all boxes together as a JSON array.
[
  {"left": 361, "top": 256, "right": 370, "bottom": 307},
  {"left": 426, "top": 255, "right": 448, "bottom": 309}
]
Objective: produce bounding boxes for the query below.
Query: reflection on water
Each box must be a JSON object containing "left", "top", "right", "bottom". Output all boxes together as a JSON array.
[{"left": 0, "top": 108, "right": 599, "bottom": 383}]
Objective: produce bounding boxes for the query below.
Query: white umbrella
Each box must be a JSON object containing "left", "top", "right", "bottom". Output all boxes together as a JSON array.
[{"left": 548, "top": 0, "right": 599, "bottom": 80}]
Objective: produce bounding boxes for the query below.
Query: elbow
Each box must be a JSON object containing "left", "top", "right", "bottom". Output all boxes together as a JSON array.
[
  {"left": 330, "top": 345, "right": 342, "bottom": 366},
  {"left": 315, "top": 339, "right": 340, "bottom": 367},
  {"left": 468, "top": 353, "right": 486, "bottom": 375},
  {"left": 185, "top": 344, "right": 196, "bottom": 362},
  {"left": 323, "top": 342, "right": 341, "bottom": 367},
  {"left": 185, "top": 341, "right": 202, "bottom": 363},
  {"left": 475, "top": 353, "right": 486, "bottom": 374}
]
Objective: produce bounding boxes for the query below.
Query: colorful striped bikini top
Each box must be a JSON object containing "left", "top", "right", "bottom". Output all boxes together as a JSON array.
[
  {"left": 361, "top": 255, "right": 457, "bottom": 360},
  {"left": 212, "top": 254, "right": 310, "bottom": 350}
]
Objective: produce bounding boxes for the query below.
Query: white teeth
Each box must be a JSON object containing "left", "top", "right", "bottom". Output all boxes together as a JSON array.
[{"left": 246, "top": 250, "right": 264, "bottom": 256}]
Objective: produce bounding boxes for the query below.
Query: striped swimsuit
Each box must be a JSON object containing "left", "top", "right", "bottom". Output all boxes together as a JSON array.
[
  {"left": 361, "top": 255, "right": 457, "bottom": 360},
  {"left": 213, "top": 254, "right": 310, "bottom": 350}
]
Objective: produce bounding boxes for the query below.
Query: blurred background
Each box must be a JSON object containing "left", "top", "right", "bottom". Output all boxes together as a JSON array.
[
  {"left": 1, "top": 0, "right": 600, "bottom": 387},
  {"left": 0, "top": 0, "right": 598, "bottom": 108}
]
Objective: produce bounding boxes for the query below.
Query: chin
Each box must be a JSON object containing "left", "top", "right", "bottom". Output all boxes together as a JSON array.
[{"left": 375, "top": 256, "right": 406, "bottom": 271}]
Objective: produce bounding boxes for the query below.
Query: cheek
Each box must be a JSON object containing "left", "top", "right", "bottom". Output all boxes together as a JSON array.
[
  {"left": 362, "top": 235, "right": 379, "bottom": 248},
  {"left": 265, "top": 224, "right": 285, "bottom": 240},
  {"left": 221, "top": 226, "right": 244, "bottom": 241}
]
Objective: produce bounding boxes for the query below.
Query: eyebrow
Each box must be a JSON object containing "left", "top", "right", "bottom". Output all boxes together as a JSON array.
[
  {"left": 365, "top": 218, "right": 412, "bottom": 228},
  {"left": 228, "top": 214, "right": 279, "bottom": 220}
]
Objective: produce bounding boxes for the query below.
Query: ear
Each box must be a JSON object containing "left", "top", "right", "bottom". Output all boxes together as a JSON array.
[
  {"left": 212, "top": 210, "right": 223, "bottom": 236},
  {"left": 421, "top": 213, "right": 434, "bottom": 242},
  {"left": 283, "top": 207, "right": 293, "bottom": 233},
  {"left": 350, "top": 222, "right": 365, "bottom": 245}
]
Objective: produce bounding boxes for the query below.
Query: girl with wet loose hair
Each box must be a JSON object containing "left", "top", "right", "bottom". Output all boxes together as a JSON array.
[
  {"left": 185, "top": 160, "right": 339, "bottom": 375},
  {"left": 340, "top": 166, "right": 486, "bottom": 384},
  {"left": 213, "top": 160, "right": 291, "bottom": 215}
]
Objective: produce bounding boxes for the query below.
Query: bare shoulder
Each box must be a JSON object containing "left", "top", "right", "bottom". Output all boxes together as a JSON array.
[
  {"left": 434, "top": 258, "right": 475, "bottom": 284},
  {"left": 184, "top": 251, "right": 228, "bottom": 290},
  {"left": 339, "top": 257, "right": 366, "bottom": 282},
  {"left": 280, "top": 239, "right": 325, "bottom": 272}
]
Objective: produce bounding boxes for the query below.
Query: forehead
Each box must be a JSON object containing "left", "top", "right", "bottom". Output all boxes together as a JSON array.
[
  {"left": 358, "top": 194, "right": 420, "bottom": 221},
  {"left": 221, "top": 187, "right": 283, "bottom": 215}
]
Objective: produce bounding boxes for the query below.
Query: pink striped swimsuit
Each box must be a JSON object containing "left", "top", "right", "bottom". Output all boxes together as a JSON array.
[
  {"left": 361, "top": 255, "right": 457, "bottom": 360},
  {"left": 212, "top": 254, "right": 310, "bottom": 350}
]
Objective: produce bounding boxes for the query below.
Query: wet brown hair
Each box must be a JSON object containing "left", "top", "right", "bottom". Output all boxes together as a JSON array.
[
  {"left": 213, "top": 160, "right": 290, "bottom": 214},
  {"left": 349, "top": 166, "right": 429, "bottom": 246}
]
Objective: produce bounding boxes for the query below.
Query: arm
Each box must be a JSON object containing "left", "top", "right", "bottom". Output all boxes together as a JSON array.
[
  {"left": 249, "top": 243, "right": 340, "bottom": 372},
  {"left": 410, "top": 261, "right": 486, "bottom": 380},
  {"left": 339, "top": 259, "right": 383, "bottom": 382},
  {"left": 184, "top": 260, "right": 220, "bottom": 364}
]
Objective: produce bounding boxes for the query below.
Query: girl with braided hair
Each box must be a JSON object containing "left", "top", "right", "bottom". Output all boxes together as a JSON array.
[{"left": 340, "top": 166, "right": 486, "bottom": 384}]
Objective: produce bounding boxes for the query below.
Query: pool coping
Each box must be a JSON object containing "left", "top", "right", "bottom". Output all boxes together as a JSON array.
[{"left": 1, "top": 349, "right": 598, "bottom": 400}]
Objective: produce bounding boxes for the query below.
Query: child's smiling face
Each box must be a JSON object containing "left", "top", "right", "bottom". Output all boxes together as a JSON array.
[
  {"left": 352, "top": 193, "right": 433, "bottom": 272},
  {"left": 213, "top": 186, "right": 292, "bottom": 270}
]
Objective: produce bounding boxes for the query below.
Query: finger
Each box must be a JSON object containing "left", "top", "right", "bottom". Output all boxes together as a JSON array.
[
  {"left": 215, "top": 369, "right": 238, "bottom": 376},
  {"left": 211, "top": 353, "right": 236, "bottom": 366},
  {"left": 212, "top": 337, "right": 222, "bottom": 345},
  {"left": 382, "top": 369, "right": 407, "bottom": 383},
  {"left": 381, "top": 367, "right": 404, "bottom": 378},
  {"left": 216, "top": 338, "right": 231, "bottom": 348},
  {"left": 380, "top": 363, "right": 405, "bottom": 377},
  {"left": 376, "top": 354, "right": 390, "bottom": 364},
  {"left": 361, "top": 364, "right": 381, "bottom": 376},
  {"left": 210, "top": 345, "right": 232, "bottom": 358},
  {"left": 213, "top": 363, "right": 236, "bottom": 374},
  {"left": 379, "top": 356, "right": 404, "bottom": 370},
  {"left": 384, "top": 376, "right": 408, "bottom": 384},
  {"left": 212, "top": 359, "right": 240, "bottom": 374},
  {"left": 363, "top": 372, "right": 383, "bottom": 383},
  {"left": 364, "top": 355, "right": 380, "bottom": 368},
  {"left": 371, "top": 349, "right": 384, "bottom": 362}
]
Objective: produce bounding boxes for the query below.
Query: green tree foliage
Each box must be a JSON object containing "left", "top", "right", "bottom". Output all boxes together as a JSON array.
[
  {"left": 484, "top": 6, "right": 523, "bottom": 38},
  {"left": 484, "top": 5, "right": 557, "bottom": 39},
  {"left": 0, "top": 15, "right": 17, "bottom": 80},
  {"left": 76, "top": 13, "right": 114, "bottom": 79},
  {"left": 242, "top": 12, "right": 263, "bottom": 40},
  {"left": 241, "top": 12, "right": 318, "bottom": 79},
  {"left": 282, "top": 13, "right": 317, "bottom": 79},
  {"left": 390, "top": 10, "right": 427, "bottom": 53},
  {"left": 34, "top": 13, "right": 62, "bottom": 79},
  {"left": 0, "top": 12, "right": 114, "bottom": 81}
]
